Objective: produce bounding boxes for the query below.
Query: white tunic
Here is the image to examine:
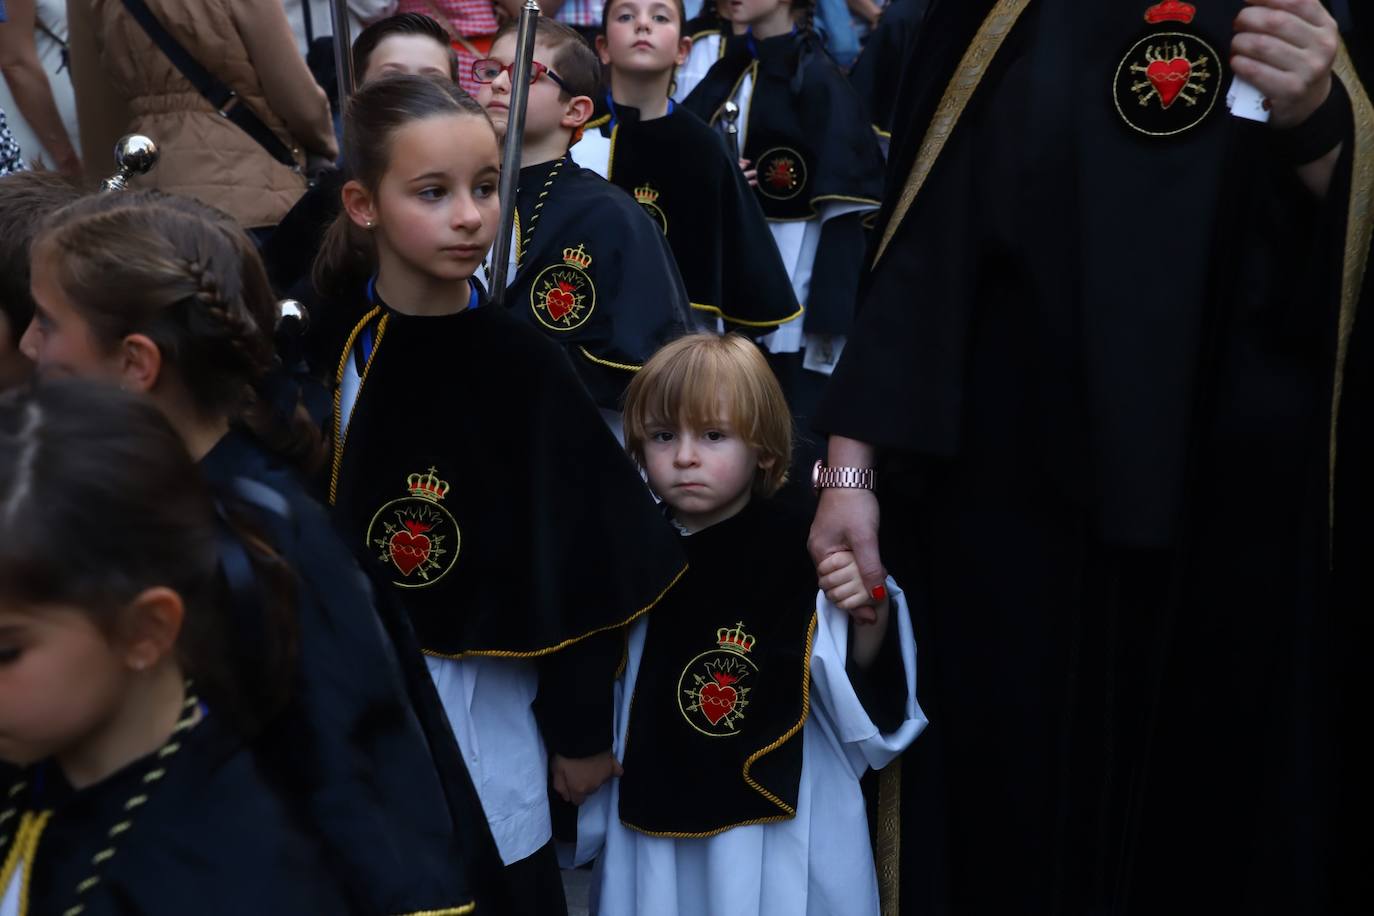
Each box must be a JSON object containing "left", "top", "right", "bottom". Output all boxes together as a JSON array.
[
  {"left": 673, "top": 31, "right": 725, "bottom": 104},
  {"left": 574, "top": 580, "right": 926, "bottom": 916},
  {"left": 426, "top": 656, "right": 552, "bottom": 866}
]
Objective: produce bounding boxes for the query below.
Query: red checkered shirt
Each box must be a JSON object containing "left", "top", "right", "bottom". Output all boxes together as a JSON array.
[{"left": 397, "top": 0, "right": 501, "bottom": 93}]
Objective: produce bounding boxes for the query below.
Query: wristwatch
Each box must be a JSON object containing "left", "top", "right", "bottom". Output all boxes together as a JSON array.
[{"left": 812, "top": 460, "right": 876, "bottom": 493}]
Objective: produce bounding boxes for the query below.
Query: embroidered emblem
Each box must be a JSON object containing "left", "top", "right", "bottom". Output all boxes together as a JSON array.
[
  {"left": 755, "top": 147, "right": 807, "bottom": 201},
  {"left": 634, "top": 182, "right": 668, "bottom": 235},
  {"left": 365, "top": 467, "right": 461, "bottom": 588},
  {"left": 1113, "top": 4, "right": 1221, "bottom": 137},
  {"left": 531, "top": 244, "right": 597, "bottom": 332},
  {"left": 677, "top": 622, "right": 757, "bottom": 737}
]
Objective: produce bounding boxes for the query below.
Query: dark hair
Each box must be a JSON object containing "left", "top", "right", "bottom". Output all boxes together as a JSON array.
[
  {"left": 0, "top": 170, "right": 85, "bottom": 333},
  {"left": 32, "top": 190, "right": 324, "bottom": 472},
  {"left": 313, "top": 74, "right": 493, "bottom": 301},
  {"left": 0, "top": 381, "right": 297, "bottom": 737},
  {"left": 791, "top": 0, "right": 816, "bottom": 31},
  {"left": 352, "top": 12, "right": 459, "bottom": 82},
  {"left": 494, "top": 18, "right": 602, "bottom": 100},
  {"left": 599, "top": 0, "right": 688, "bottom": 37}
]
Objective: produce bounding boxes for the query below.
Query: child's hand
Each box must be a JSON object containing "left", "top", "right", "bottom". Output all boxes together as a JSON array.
[
  {"left": 739, "top": 158, "right": 758, "bottom": 187},
  {"left": 551, "top": 751, "right": 624, "bottom": 806},
  {"left": 818, "top": 550, "right": 886, "bottom": 625}
]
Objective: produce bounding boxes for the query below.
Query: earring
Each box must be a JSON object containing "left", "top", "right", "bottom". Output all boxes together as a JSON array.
[{"left": 365, "top": 219, "right": 375, "bottom": 229}]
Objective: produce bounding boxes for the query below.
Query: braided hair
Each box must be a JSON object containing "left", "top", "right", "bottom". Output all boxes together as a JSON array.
[{"left": 32, "top": 191, "right": 323, "bottom": 471}]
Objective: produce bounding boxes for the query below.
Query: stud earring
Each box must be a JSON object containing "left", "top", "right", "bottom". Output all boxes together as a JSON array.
[{"left": 365, "top": 219, "right": 375, "bottom": 229}]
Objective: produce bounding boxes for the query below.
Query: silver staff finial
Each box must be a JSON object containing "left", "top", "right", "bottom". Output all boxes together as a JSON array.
[
  {"left": 276, "top": 299, "right": 310, "bottom": 334},
  {"left": 101, "top": 135, "right": 160, "bottom": 192},
  {"left": 722, "top": 101, "right": 741, "bottom": 159}
]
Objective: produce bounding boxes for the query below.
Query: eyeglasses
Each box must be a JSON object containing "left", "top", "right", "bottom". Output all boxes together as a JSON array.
[{"left": 471, "top": 58, "right": 573, "bottom": 94}]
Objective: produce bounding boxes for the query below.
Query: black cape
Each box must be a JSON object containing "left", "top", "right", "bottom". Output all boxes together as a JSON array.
[
  {"left": 0, "top": 711, "right": 358, "bottom": 916},
  {"left": 581, "top": 99, "right": 800, "bottom": 331},
  {"left": 617, "top": 499, "right": 817, "bottom": 836},
  {"left": 817, "top": 0, "right": 1369, "bottom": 912},
  {"left": 846, "top": 0, "right": 932, "bottom": 138},
  {"left": 327, "top": 290, "right": 686, "bottom": 659},
  {"left": 682, "top": 28, "right": 884, "bottom": 336},
  {"left": 201, "top": 430, "right": 480, "bottom": 915},
  {"left": 495, "top": 158, "right": 692, "bottom": 409},
  {"left": 683, "top": 28, "right": 884, "bottom": 223}
]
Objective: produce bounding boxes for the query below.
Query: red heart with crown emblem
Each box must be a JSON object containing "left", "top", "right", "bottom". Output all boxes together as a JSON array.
[
  {"left": 546, "top": 284, "right": 576, "bottom": 322},
  {"left": 1146, "top": 57, "right": 1191, "bottom": 109},
  {"left": 699, "top": 671, "right": 739, "bottom": 726},
  {"left": 390, "top": 520, "right": 432, "bottom": 577}
]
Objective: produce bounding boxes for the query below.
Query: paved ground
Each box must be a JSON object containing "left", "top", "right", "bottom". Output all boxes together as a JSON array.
[{"left": 563, "top": 867, "right": 591, "bottom": 916}]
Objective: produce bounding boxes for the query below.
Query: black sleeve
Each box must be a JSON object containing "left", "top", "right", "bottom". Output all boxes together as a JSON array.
[
  {"left": 534, "top": 630, "right": 622, "bottom": 759},
  {"left": 803, "top": 210, "right": 870, "bottom": 337},
  {"left": 844, "top": 608, "right": 908, "bottom": 734}
]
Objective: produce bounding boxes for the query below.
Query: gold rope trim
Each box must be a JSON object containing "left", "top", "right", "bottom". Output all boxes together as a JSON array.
[
  {"left": 708, "top": 60, "right": 758, "bottom": 128},
  {"left": 421, "top": 563, "right": 689, "bottom": 659},
  {"left": 328, "top": 306, "right": 389, "bottom": 506},
  {"left": 740, "top": 613, "right": 817, "bottom": 811},
  {"left": 872, "top": 0, "right": 1032, "bottom": 266},
  {"left": 876, "top": 761, "right": 902, "bottom": 916},
  {"left": 688, "top": 302, "right": 805, "bottom": 329},
  {"left": 1330, "top": 44, "right": 1374, "bottom": 547},
  {"left": 577, "top": 346, "right": 642, "bottom": 372},
  {"left": 606, "top": 124, "right": 620, "bottom": 183},
  {"left": 392, "top": 904, "right": 477, "bottom": 915},
  {"left": 2, "top": 811, "right": 53, "bottom": 916},
  {"left": 624, "top": 611, "right": 818, "bottom": 839},
  {"left": 585, "top": 113, "right": 611, "bottom": 130}
]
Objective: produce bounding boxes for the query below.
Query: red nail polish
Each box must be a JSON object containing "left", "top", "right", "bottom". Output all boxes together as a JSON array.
[{"left": 871, "top": 585, "right": 887, "bottom": 601}]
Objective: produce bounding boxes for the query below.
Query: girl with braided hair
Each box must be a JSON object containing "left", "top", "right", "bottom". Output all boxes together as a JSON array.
[
  {"left": 19, "top": 190, "right": 482, "bottom": 915},
  {"left": 0, "top": 380, "right": 351, "bottom": 914}
]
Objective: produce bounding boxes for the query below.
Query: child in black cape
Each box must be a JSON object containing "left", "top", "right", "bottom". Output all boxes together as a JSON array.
[
  {"left": 315, "top": 74, "right": 687, "bottom": 915},
  {"left": 569, "top": 334, "right": 926, "bottom": 916},
  {"left": 22, "top": 190, "right": 482, "bottom": 914},
  {"left": 0, "top": 382, "right": 354, "bottom": 915},
  {"left": 572, "top": 0, "right": 800, "bottom": 334},
  {"left": 673, "top": 0, "right": 737, "bottom": 101},
  {"left": 683, "top": 0, "right": 884, "bottom": 488},
  {"left": 474, "top": 18, "right": 692, "bottom": 418}
]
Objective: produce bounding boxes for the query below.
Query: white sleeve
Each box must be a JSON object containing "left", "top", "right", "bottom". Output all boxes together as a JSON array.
[{"left": 808, "top": 576, "right": 927, "bottom": 778}]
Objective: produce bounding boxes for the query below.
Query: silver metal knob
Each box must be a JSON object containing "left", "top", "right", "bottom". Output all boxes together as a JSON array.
[{"left": 101, "top": 135, "right": 160, "bottom": 192}]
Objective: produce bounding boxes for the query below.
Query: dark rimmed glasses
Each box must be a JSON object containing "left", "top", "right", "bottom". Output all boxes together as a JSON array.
[{"left": 471, "top": 58, "right": 573, "bottom": 94}]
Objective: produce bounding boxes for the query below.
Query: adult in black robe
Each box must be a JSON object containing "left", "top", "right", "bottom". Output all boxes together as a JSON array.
[{"left": 808, "top": 1, "right": 1372, "bottom": 913}]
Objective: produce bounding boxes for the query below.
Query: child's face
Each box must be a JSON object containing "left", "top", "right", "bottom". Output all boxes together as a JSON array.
[
  {"left": 361, "top": 34, "right": 454, "bottom": 85},
  {"left": 727, "top": 0, "right": 788, "bottom": 29},
  {"left": 0, "top": 603, "right": 131, "bottom": 769},
  {"left": 20, "top": 251, "right": 126, "bottom": 386},
  {"left": 598, "top": 0, "right": 690, "bottom": 75},
  {"left": 641, "top": 409, "right": 769, "bottom": 532},
  {"left": 477, "top": 36, "right": 580, "bottom": 144},
  {"left": 360, "top": 113, "right": 501, "bottom": 284}
]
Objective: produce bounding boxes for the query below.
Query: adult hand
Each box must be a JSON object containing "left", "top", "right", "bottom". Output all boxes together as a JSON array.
[
  {"left": 1231, "top": 0, "right": 1340, "bottom": 129},
  {"left": 550, "top": 750, "right": 623, "bottom": 806},
  {"left": 808, "top": 487, "right": 887, "bottom": 607},
  {"left": 817, "top": 549, "right": 882, "bottom": 625}
]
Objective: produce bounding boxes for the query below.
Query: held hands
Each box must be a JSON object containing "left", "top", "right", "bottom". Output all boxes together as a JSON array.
[
  {"left": 739, "top": 158, "right": 759, "bottom": 187},
  {"left": 551, "top": 750, "right": 623, "bottom": 806},
  {"left": 818, "top": 549, "right": 889, "bottom": 626},
  {"left": 808, "top": 486, "right": 887, "bottom": 618},
  {"left": 1231, "top": 0, "right": 1340, "bottom": 129}
]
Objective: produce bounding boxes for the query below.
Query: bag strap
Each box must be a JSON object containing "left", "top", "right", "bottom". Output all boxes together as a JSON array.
[
  {"left": 117, "top": 0, "right": 301, "bottom": 169},
  {"left": 418, "top": 0, "right": 484, "bottom": 59}
]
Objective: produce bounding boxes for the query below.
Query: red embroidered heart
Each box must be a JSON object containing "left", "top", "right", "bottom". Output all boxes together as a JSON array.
[
  {"left": 546, "top": 284, "right": 576, "bottom": 322},
  {"left": 389, "top": 520, "right": 432, "bottom": 576},
  {"left": 699, "top": 678, "right": 738, "bottom": 726},
  {"left": 1146, "top": 57, "right": 1191, "bottom": 109}
]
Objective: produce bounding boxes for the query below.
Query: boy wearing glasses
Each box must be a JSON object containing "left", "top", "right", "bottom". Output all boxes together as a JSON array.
[{"left": 476, "top": 19, "right": 691, "bottom": 428}]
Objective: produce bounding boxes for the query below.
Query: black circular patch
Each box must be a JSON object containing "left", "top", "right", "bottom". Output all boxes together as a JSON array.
[
  {"left": 1113, "top": 31, "right": 1222, "bottom": 137},
  {"left": 755, "top": 147, "right": 808, "bottom": 201}
]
